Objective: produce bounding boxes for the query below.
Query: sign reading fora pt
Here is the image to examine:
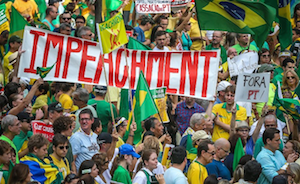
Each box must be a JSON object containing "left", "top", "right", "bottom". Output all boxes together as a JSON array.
[{"left": 235, "top": 73, "right": 270, "bottom": 102}]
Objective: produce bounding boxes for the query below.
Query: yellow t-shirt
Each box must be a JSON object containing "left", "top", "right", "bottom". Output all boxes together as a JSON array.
[
  {"left": 116, "top": 136, "right": 125, "bottom": 148},
  {"left": 3, "top": 51, "right": 13, "bottom": 84},
  {"left": 44, "top": 155, "right": 70, "bottom": 179},
  {"left": 291, "top": 17, "right": 300, "bottom": 29},
  {"left": 123, "top": 0, "right": 132, "bottom": 11},
  {"left": 212, "top": 103, "right": 247, "bottom": 142},
  {"left": 187, "top": 161, "right": 208, "bottom": 184},
  {"left": 13, "top": 0, "right": 38, "bottom": 19},
  {"left": 32, "top": 94, "right": 48, "bottom": 114},
  {"left": 59, "top": 93, "right": 78, "bottom": 112},
  {"left": 188, "top": 18, "right": 206, "bottom": 51},
  {"left": 0, "top": 73, "right": 3, "bottom": 85},
  {"left": 167, "top": 17, "right": 179, "bottom": 31}
]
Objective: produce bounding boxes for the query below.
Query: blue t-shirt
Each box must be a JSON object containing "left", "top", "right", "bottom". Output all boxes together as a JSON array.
[
  {"left": 206, "top": 159, "right": 231, "bottom": 180},
  {"left": 164, "top": 167, "right": 188, "bottom": 184},
  {"left": 133, "top": 26, "right": 145, "bottom": 42}
]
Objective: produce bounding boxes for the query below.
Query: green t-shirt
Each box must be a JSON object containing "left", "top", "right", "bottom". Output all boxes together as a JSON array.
[
  {"left": 112, "top": 165, "right": 132, "bottom": 184},
  {"left": 13, "top": 130, "right": 33, "bottom": 151},
  {"left": 87, "top": 99, "right": 117, "bottom": 132},
  {"left": 253, "top": 137, "right": 284, "bottom": 159},
  {"left": 205, "top": 44, "right": 227, "bottom": 64},
  {"left": 86, "top": 14, "right": 95, "bottom": 33},
  {"left": 273, "top": 66, "right": 284, "bottom": 78},
  {"left": 48, "top": 142, "right": 73, "bottom": 170},
  {"left": 231, "top": 44, "right": 258, "bottom": 54}
]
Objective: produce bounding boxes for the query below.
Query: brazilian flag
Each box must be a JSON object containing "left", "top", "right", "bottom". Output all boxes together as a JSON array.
[
  {"left": 195, "top": 0, "right": 276, "bottom": 49},
  {"left": 36, "top": 62, "right": 56, "bottom": 78},
  {"left": 262, "top": 0, "right": 292, "bottom": 50}
]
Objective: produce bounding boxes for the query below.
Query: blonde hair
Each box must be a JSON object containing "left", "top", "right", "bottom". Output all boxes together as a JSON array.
[
  {"left": 282, "top": 69, "right": 299, "bottom": 90},
  {"left": 144, "top": 136, "right": 160, "bottom": 155},
  {"left": 289, "top": 163, "right": 300, "bottom": 183}
]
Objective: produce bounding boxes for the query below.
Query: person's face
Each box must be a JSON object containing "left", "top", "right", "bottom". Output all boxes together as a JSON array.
[
  {"left": 0, "top": 33, "right": 8, "bottom": 45},
  {"left": 237, "top": 128, "right": 249, "bottom": 140},
  {"left": 225, "top": 92, "right": 234, "bottom": 105},
  {"left": 9, "top": 119, "right": 21, "bottom": 135},
  {"left": 20, "top": 119, "right": 32, "bottom": 132},
  {"left": 102, "top": 157, "right": 109, "bottom": 171},
  {"left": 185, "top": 97, "right": 195, "bottom": 105},
  {"left": 72, "top": 94, "right": 82, "bottom": 106},
  {"left": 54, "top": 142, "right": 69, "bottom": 158},
  {"left": 286, "top": 72, "right": 296, "bottom": 86},
  {"left": 203, "top": 144, "right": 215, "bottom": 164},
  {"left": 50, "top": 110, "right": 63, "bottom": 121},
  {"left": 212, "top": 32, "right": 222, "bottom": 45},
  {"left": 51, "top": 7, "right": 58, "bottom": 19},
  {"left": 156, "top": 35, "right": 166, "bottom": 48},
  {"left": 297, "top": 9, "right": 300, "bottom": 16},
  {"left": 75, "top": 18, "right": 85, "bottom": 28},
  {"left": 227, "top": 48, "right": 238, "bottom": 58},
  {"left": 13, "top": 94, "right": 23, "bottom": 107},
  {"left": 238, "top": 34, "right": 249, "bottom": 45},
  {"left": 61, "top": 13, "right": 71, "bottom": 24},
  {"left": 286, "top": 63, "right": 296, "bottom": 71},
  {"left": 82, "top": 30, "right": 93, "bottom": 40},
  {"left": 165, "top": 33, "right": 170, "bottom": 46},
  {"left": 10, "top": 41, "right": 22, "bottom": 50},
  {"left": 35, "top": 144, "right": 48, "bottom": 160},
  {"left": 125, "top": 154, "right": 133, "bottom": 166},
  {"left": 260, "top": 51, "right": 271, "bottom": 64},
  {"left": 60, "top": 27, "right": 72, "bottom": 35},
  {"left": 264, "top": 119, "right": 277, "bottom": 129},
  {"left": 217, "top": 143, "right": 230, "bottom": 159},
  {"left": 0, "top": 150, "right": 11, "bottom": 165},
  {"left": 145, "top": 152, "right": 158, "bottom": 171},
  {"left": 267, "top": 133, "right": 281, "bottom": 151},
  {"left": 90, "top": 164, "right": 99, "bottom": 178},
  {"left": 62, "top": 124, "right": 73, "bottom": 137},
  {"left": 194, "top": 120, "right": 206, "bottom": 131},
  {"left": 184, "top": 22, "right": 192, "bottom": 31},
  {"left": 283, "top": 141, "right": 294, "bottom": 159},
  {"left": 79, "top": 113, "right": 93, "bottom": 133},
  {"left": 25, "top": 171, "right": 33, "bottom": 183},
  {"left": 160, "top": 19, "right": 168, "bottom": 30},
  {"left": 154, "top": 120, "right": 164, "bottom": 137}
]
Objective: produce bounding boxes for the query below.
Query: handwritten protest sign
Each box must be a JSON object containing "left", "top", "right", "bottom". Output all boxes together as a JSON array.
[
  {"left": 0, "top": 4, "right": 9, "bottom": 33},
  {"left": 136, "top": 0, "right": 171, "bottom": 13},
  {"left": 97, "top": 12, "right": 128, "bottom": 54},
  {"left": 32, "top": 121, "right": 54, "bottom": 142},
  {"left": 228, "top": 52, "right": 259, "bottom": 77},
  {"left": 18, "top": 26, "right": 219, "bottom": 100},
  {"left": 235, "top": 73, "right": 270, "bottom": 102}
]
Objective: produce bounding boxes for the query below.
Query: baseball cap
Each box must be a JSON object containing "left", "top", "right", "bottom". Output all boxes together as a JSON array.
[
  {"left": 236, "top": 121, "right": 250, "bottom": 130},
  {"left": 119, "top": 144, "right": 140, "bottom": 158},
  {"left": 279, "top": 50, "right": 291, "bottom": 57},
  {"left": 258, "top": 64, "right": 274, "bottom": 73},
  {"left": 97, "top": 132, "right": 112, "bottom": 145},
  {"left": 48, "top": 102, "right": 63, "bottom": 112},
  {"left": 192, "top": 130, "right": 209, "bottom": 142},
  {"left": 217, "top": 81, "right": 232, "bottom": 92},
  {"left": 17, "top": 112, "right": 32, "bottom": 122},
  {"left": 9, "top": 35, "right": 22, "bottom": 43},
  {"left": 94, "top": 85, "right": 107, "bottom": 94}
]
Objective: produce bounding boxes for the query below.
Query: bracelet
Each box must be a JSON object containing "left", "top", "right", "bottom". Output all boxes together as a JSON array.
[{"left": 129, "top": 134, "right": 134, "bottom": 137}]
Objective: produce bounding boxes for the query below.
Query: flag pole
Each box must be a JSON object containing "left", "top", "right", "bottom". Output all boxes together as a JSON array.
[
  {"left": 284, "top": 115, "right": 291, "bottom": 135},
  {"left": 100, "top": 54, "right": 116, "bottom": 131}
]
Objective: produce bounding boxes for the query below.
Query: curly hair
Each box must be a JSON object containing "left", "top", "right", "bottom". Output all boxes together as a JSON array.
[
  {"left": 92, "top": 153, "right": 107, "bottom": 173},
  {"left": 28, "top": 134, "right": 49, "bottom": 153},
  {"left": 53, "top": 116, "right": 73, "bottom": 134}
]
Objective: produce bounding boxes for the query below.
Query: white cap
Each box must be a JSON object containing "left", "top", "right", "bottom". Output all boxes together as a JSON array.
[{"left": 217, "top": 81, "right": 232, "bottom": 92}]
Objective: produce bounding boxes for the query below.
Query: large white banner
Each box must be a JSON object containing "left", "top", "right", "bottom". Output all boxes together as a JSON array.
[
  {"left": 235, "top": 73, "right": 270, "bottom": 102},
  {"left": 136, "top": 0, "right": 171, "bottom": 13},
  {"left": 18, "top": 27, "right": 220, "bottom": 100}
]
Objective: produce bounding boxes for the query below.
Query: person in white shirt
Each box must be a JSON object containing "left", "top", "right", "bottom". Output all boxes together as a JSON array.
[
  {"left": 153, "top": 31, "right": 170, "bottom": 51},
  {"left": 164, "top": 146, "right": 188, "bottom": 184}
]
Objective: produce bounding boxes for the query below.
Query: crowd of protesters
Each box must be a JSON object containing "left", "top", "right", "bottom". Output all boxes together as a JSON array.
[{"left": 1, "top": 0, "right": 300, "bottom": 184}]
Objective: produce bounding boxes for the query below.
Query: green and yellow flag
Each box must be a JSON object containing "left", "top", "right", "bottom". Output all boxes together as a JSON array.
[
  {"left": 97, "top": 12, "right": 128, "bottom": 54},
  {"left": 9, "top": 6, "right": 30, "bottom": 38},
  {"left": 127, "top": 71, "right": 159, "bottom": 144},
  {"left": 36, "top": 63, "right": 56, "bottom": 78},
  {"left": 195, "top": 0, "right": 276, "bottom": 49}
]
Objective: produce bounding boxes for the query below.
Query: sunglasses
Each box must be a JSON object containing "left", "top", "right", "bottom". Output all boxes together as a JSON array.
[
  {"left": 86, "top": 33, "right": 93, "bottom": 37},
  {"left": 58, "top": 145, "right": 69, "bottom": 150},
  {"left": 63, "top": 17, "right": 71, "bottom": 20},
  {"left": 287, "top": 76, "right": 295, "bottom": 79},
  {"left": 262, "top": 54, "right": 270, "bottom": 58},
  {"left": 207, "top": 151, "right": 215, "bottom": 156}
]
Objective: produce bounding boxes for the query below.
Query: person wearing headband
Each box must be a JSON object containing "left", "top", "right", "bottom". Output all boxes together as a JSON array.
[
  {"left": 78, "top": 159, "right": 99, "bottom": 184},
  {"left": 115, "top": 117, "right": 137, "bottom": 147}
]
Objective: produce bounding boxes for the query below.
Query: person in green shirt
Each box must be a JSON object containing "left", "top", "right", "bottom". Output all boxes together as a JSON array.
[
  {"left": 205, "top": 31, "right": 227, "bottom": 64},
  {"left": 84, "top": 1, "right": 95, "bottom": 34},
  {"left": 0, "top": 140, "right": 12, "bottom": 184},
  {"left": 231, "top": 33, "right": 258, "bottom": 54},
  {"left": 111, "top": 144, "right": 140, "bottom": 184},
  {"left": 0, "top": 115, "right": 21, "bottom": 164},
  {"left": 87, "top": 85, "right": 117, "bottom": 133}
]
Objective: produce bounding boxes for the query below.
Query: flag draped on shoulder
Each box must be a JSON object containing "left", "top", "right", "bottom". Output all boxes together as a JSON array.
[
  {"left": 20, "top": 153, "right": 63, "bottom": 184},
  {"left": 262, "top": 0, "right": 292, "bottom": 50},
  {"left": 195, "top": 0, "right": 276, "bottom": 49},
  {"left": 9, "top": 6, "right": 30, "bottom": 38},
  {"left": 127, "top": 71, "right": 159, "bottom": 144},
  {"left": 96, "top": 12, "right": 128, "bottom": 54},
  {"left": 233, "top": 137, "right": 245, "bottom": 171}
]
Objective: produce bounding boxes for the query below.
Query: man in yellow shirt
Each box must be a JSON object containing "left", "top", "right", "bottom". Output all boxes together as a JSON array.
[
  {"left": 188, "top": 14, "right": 207, "bottom": 51},
  {"left": 45, "top": 134, "right": 70, "bottom": 179},
  {"left": 211, "top": 85, "right": 247, "bottom": 142},
  {"left": 13, "top": 0, "right": 38, "bottom": 20},
  {"left": 3, "top": 35, "right": 21, "bottom": 84},
  {"left": 187, "top": 140, "right": 215, "bottom": 184}
]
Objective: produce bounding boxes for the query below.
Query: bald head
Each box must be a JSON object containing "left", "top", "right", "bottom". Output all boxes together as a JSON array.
[
  {"left": 215, "top": 138, "right": 231, "bottom": 160},
  {"left": 215, "top": 138, "right": 230, "bottom": 148},
  {"left": 212, "top": 31, "right": 223, "bottom": 46}
]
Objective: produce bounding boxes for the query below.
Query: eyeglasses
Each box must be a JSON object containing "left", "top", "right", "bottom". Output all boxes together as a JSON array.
[
  {"left": 220, "top": 147, "right": 230, "bottom": 153},
  {"left": 287, "top": 76, "right": 295, "bottom": 79},
  {"left": 63, "top": 17, "right": 71, "bottom": 20},
  {"left": 206, "top": 151, "right": 215, "bottom": 156},
  {"left": 262, "top": 54, "right": 270, "bottom": 58},
  {"left": 80, "top": 118, "right": 91, "bottom": 122},
  {"left": 86, "top": 33, "right": 93, "bottom": 37},
  {"left": 58, "top": 145, "right": 69, "bottom": 150},
  {"left": 265, "top": 124, "right": 276, "bottom": 128}
]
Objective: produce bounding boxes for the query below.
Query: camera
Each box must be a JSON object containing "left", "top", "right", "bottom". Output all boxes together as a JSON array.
[{"left": 150, "top": 175, "right": 159, "bottom": 184}]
